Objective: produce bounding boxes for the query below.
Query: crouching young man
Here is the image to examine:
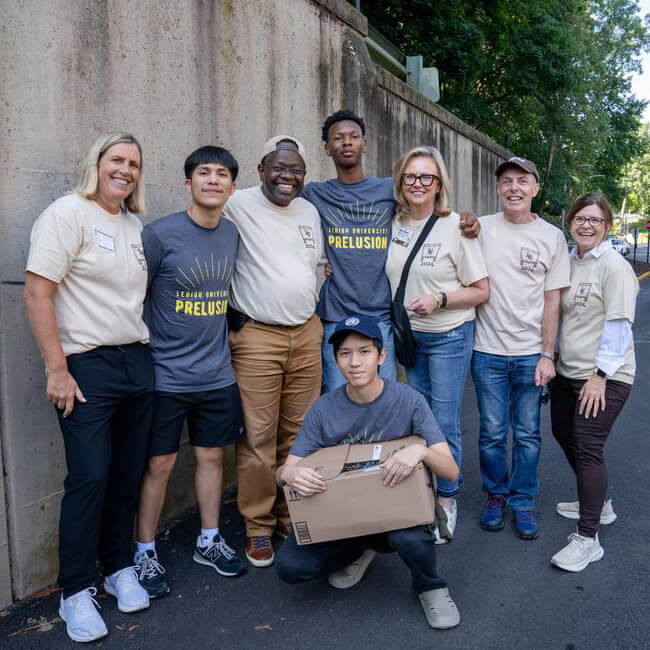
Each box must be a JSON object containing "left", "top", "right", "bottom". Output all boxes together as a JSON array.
[{"left": 275, "top": 315, "right": 461, "bottom": 630}]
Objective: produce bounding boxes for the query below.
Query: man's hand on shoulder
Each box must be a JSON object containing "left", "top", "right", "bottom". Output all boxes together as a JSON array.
[
  {"left": 381, "top": 444, "right": 426, "bottom": 487},
  {"left": 459, "top": 211, "right": 480, "bottom": 238},
  {"left": 281, "top": 465, "right": 327, "bottom": 496}
]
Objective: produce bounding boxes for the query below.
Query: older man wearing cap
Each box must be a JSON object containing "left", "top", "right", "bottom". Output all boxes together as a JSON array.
[
  {"left": 223, "top": 136, "right": 323, "bottom": 567},
  {"left": 471, "top": 156, "right": 570, "bottom": 539},
  {"left": 274, "top": 314, "right": 461, "bottom": 630}
]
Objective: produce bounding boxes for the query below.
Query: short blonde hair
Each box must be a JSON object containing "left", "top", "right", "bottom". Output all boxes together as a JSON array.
[
  {"left": 73, "top": 132, "right": 145, "bottom": 213},
  {"left": 392, "top": 146, "right": 452, "bottom": 220}
]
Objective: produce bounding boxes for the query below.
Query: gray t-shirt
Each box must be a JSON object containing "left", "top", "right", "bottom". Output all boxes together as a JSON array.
[
  {"left": 290, "top": 380, "right": 444, "bottom": 457},
  {"left": 142, "top": 211, "right": 238, "bottom": 392},
  {"left": 302, "top": 177, "right": 395, "bottom": 322}
]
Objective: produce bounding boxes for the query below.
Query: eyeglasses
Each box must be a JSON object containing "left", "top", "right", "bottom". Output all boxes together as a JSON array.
[
  {"left": 269, "top": 166, "right": 305, "bottom": 176},
  {"left": 573, "top": 216, "right": 605, "bottom": 226},
  {"left": 402, "top": 173, "right": 440, "bottom": 187}
]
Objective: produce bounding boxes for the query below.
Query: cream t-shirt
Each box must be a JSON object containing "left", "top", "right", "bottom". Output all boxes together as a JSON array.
[
  {"left": 474, "top": 212, "right": 570, "bottom": 355},
  {"left": 385, "top": 212, "right": 488, "bottom": 332},
  {"left": 224, "top": 185, "right": 323, "bottom": 326},
  {"left": 26, "top": 194, "right": 149, "bottom": 356},
  {"left": 557, "top": 246, "right": 637, "bottom": 383}
]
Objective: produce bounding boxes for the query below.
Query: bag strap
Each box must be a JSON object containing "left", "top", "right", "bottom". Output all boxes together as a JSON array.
[{"left": 395, "top": 215, "right": 439, "bottom": 300}]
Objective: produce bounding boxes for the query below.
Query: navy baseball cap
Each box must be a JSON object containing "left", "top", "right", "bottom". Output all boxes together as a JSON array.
[{"left": 328, "top": 315, "right": 383, "bottom": 346}]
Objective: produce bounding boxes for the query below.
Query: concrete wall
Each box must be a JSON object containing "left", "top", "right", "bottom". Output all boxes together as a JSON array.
[{"left": 0, "top": 0, "right": 509, "bottom": 604}]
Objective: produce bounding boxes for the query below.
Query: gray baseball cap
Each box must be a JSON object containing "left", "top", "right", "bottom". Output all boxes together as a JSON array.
[
  {"left": 260, "top": 135, "right": 306, "bottom": 162},
  {"left": 495, "top": 156, "right": 540, "bottom": 182}
]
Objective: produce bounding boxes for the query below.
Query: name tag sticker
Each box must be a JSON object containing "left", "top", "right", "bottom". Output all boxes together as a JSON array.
[
  {"left": 372, "top": 444, "right": 382, "bottom": 460},
  {"left": 95, "top": 229, "right": 115, "bottom": 251},
  {"left": 392, "top": 227, "right": 413, "bottom": 246}
]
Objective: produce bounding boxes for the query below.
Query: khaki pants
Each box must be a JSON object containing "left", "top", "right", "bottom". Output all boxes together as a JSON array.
[{"left": 230, "top": 315, "right": 322, "bottom": 536}]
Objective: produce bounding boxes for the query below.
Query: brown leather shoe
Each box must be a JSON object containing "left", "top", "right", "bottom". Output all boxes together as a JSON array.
[{"left": 246, "top": 536, "right": 274, "bottom": 567}]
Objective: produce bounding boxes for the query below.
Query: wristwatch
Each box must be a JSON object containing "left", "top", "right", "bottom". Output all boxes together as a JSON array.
[
  {"left": 540, "top": 352, "right": 554, "bottom": 360},
  {"left": 595, "top": 367, "right": 607, "bottom": 378}
]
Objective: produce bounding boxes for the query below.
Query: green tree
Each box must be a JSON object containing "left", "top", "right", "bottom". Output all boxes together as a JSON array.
[{"left": 359, "top": 0, "right": 649, "bottom": 215}]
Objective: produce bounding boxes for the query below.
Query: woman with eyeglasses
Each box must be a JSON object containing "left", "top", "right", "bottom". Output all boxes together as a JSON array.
[
  {"left": 385, "top": 146, "right": 489, "bottom": 542},
  {"left": 550, "top": 193, "right": 638, "bottom": 573},
  {"left": 24, "top": 133, "right": 154, "bottom": 642}
]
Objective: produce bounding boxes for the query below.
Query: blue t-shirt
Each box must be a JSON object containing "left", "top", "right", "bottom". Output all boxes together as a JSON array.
[
  {"left": 142, "top": 211, "right": 239, "bottom": 392},
  {"left": 290, "top": 380, "right": 444, "bottom": 457},
  {"left": 302, "top": 177, "right": 395, "bottom": 322}
]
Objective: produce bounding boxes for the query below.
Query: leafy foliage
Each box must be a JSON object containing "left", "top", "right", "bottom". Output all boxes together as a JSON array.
[{"left": 359, "top": 0, "right": 649, "bottom": 215}]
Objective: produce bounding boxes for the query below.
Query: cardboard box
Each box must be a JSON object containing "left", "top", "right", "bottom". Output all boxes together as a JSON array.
[{"left": 284, "top": 435, "right": 436, "bottom": 545}]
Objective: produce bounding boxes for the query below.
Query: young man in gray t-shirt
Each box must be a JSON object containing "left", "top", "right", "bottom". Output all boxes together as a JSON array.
[
  {"left": 275, "top": 316, "right": 461, "bottom": 630},
  {"left": 135, "top": 147, "right": 247, "bottom": 598}
]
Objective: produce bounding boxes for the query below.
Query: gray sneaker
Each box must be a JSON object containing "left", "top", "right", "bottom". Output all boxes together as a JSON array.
[
  {"left": 556, "top": 499, "right": 617, "bottom": 525},
  {"left": 327, "top": 549, "right": 376, "bottom": 589},
  {"left": 419, "top": 587, "right": 460, "bottom": 629}
]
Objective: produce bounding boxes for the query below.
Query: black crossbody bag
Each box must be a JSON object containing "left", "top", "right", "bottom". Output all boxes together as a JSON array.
[{"left": 390, "top": 215, "right": 438, "bottom": 368}]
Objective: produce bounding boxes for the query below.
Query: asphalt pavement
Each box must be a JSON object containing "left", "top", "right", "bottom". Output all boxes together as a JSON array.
[{"left": 2, "top": 281, "right": 649, "bottom": 649}]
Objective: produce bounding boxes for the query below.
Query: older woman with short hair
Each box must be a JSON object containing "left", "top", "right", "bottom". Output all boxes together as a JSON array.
[
  {"left": 385, "top": 146, "right": 489, "bottom": 542},
  {"left": 550, "top": 192, "right": 638, "bottom": 573},
  {"left": 24, "top": 132, "right": 153, "bottom": 642}
]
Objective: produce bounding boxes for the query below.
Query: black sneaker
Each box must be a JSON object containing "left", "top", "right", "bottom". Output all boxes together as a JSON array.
[
  {"left": 134, "top": 550, "right": 170, "bottom": 598},
  {"left": 193, "top": 534, "right": 247, "bottom": 577}
]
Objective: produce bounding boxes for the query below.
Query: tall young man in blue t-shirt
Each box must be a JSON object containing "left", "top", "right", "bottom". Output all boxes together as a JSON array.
[
  {"left": 275, "top": 316, "right": 461, "bottom": 630},
  {"left": 135, "top": 147, "right": 247, "bottom": 598},
  {"left": 302, "top": 110, "right": 480, "bottom": 392}
]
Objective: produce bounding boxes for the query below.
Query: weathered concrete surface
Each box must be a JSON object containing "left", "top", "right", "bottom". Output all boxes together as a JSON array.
[{"left": 0, "top": 0, "right": 509, "bottom": 603}]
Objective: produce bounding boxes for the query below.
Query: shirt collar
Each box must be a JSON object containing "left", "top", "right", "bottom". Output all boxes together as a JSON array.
[{"left": 571, "top": 239, "right": 612, "bottom": 259}]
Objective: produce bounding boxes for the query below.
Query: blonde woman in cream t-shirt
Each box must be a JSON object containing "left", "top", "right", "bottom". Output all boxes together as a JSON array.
[
  {"left": 386, "top": 146, "right": 489, "bottom": 543},
  {"left": 24, "top": 133, "right": 153, "bottom": 643}
]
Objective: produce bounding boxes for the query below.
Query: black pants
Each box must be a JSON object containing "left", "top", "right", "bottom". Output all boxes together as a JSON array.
[
  {"left": 550, "top": 374, "right": 631, "bottom": 537},
  {"left": 57, "top": 343, "right": 154, "bottom": 597},
  {"left": 276, "top": 526, "right": 446, "bottom": 594}
]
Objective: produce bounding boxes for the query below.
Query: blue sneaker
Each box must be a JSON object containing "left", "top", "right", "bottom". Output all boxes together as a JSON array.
[
  {"left": 513, "top": 509, "right": 539, "bottom": 539},
  {"left": 479, "top": 495, "right": 506, "bottom": 531}
]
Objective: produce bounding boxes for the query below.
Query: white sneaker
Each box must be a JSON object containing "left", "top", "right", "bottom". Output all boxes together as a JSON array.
[
  {"left": 104, "top": 566, "right": 150, "bottom": 613},
  {"left": 419, "top": 587, "right": 461, "bottom": 629},
  {"left": 550, "top": 532, "right": 604, "bottom": 572},
  {"left": 59, "top": 587, "right": 108, "bottom": 643},
  {"left": 327, "top": 549, "right": 376, "bottom": 589},
  {"left": 434, "top": 499, "right": 457, "bottom": 545},
  {"left": 556, "top": 499, "right": 617, "bottom": 525}
]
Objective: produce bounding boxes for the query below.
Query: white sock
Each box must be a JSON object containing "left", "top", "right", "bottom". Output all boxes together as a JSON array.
[
  {"left": 136, "top": 540, "right": 156, "bottom": 555},
  {"left": 200, "top": 528, "right": 219, "bottom": 546}
]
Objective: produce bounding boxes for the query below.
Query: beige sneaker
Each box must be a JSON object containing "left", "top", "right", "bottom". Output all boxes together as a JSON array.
[
  {"left": 327, "top": 549, "right": 376, "bottom": 589},
  {"left": 555, "top": 499, "right": 617, "bottom": 525},
  {"left": 551, "top": 532, "right": 604, "bottom": 572},
  {"left": 419, "top": 587, "right": 460, "bottom": 629}
]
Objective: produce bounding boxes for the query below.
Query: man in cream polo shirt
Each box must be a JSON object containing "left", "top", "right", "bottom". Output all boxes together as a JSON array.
[
  {"left": 223, "top": 136, "right": 323, "bottom": 568},
  {"left": 472, "top": 157, "right": 570, "bottom": 539}
]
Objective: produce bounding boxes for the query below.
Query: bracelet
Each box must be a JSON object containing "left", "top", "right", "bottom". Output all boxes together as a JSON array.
[
  {"left": 440, "top": 292, "right": 447, "bottom": 308},
  {"left": 540, "top": 351, "right": 554, "bottom": 360}
]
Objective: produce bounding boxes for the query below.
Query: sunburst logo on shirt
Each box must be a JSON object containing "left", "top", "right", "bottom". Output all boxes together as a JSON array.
[
  {"left": 175, "top": 255, "right": 230, "bottom": 291},
  {"left": 326, "top": 201, "right": 390, "bottom": 228}
]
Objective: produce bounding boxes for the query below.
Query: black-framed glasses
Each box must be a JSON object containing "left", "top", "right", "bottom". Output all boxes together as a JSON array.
[
  {"left": 269, "top": 165, "right": 305, "bottom": 176},
  {"left": 573, "top": 216, "right": 605, "bottom": 226},
  {"left": 402, "top": 173, "right": 440, "bottom": 187}
]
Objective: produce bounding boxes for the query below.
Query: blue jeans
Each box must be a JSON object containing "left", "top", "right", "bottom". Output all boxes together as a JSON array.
[
  {"left": 405, "top": 320, "right": 474, "bottom": 498},
  {"left": 321, "top": 319, "right": 397, "bottom": 393},
  {"left": 471, "top": 351, "right": 542, "bottom": 510}
]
